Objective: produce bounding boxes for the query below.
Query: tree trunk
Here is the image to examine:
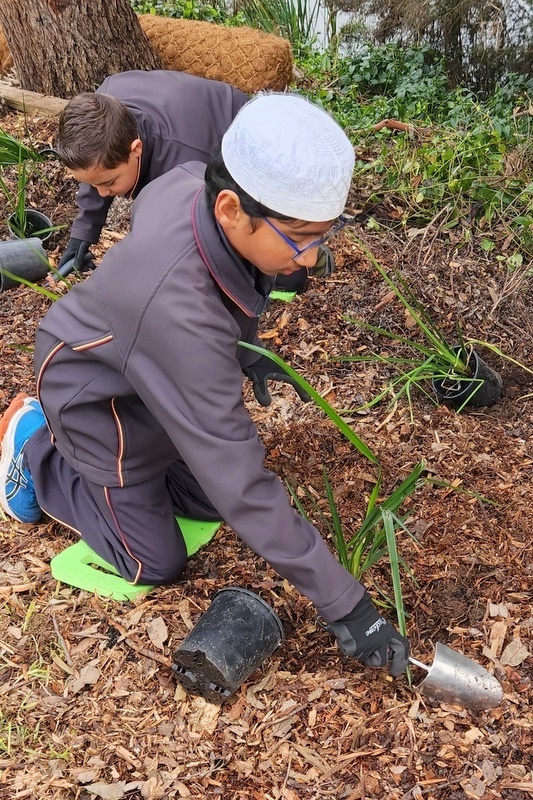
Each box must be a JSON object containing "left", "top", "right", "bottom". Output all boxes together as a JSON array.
[{"left": 0, "top": 0, "right": 164, "bottom": 97}]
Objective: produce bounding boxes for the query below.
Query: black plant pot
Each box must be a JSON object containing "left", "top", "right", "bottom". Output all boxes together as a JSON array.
[
  {"left": 8, "top": 209, "right": 54, "bottom": 249},
  {"left": 0, "top": 238, "right": 50, "bottom": 291},
  {"left": 432, "top": 347, "right": 503, "bottom": 410},
  {"left": 171, "top": 587, "right": 284, "bottom": 703}
]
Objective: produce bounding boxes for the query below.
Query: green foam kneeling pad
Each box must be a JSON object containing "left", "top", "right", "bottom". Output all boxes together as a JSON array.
[
  {"left": 50, "top": 517, "right": 222, "bottom": 600},
  {"left": 269, "top": 289, "right": 297, "bottom": 303},
  {"left": 178, "top": 516, "right": 222, "bottom": 557}
]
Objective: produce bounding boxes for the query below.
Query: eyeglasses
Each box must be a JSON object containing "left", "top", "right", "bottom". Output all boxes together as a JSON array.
[{"left": 263, "top": 214, "right": 355, "bottom": 261}]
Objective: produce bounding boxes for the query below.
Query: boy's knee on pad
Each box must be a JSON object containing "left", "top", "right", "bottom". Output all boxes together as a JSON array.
[{"left": 137, "top": 550, "right": 187, "bottom": 585}]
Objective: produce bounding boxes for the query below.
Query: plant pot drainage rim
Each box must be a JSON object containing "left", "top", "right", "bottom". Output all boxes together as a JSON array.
[{"left": 8, "top": 209, "right": 54, "bottom": 247}]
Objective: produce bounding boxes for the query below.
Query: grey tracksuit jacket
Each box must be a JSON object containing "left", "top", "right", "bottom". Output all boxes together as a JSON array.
[
  {"left": 35, "top": 163, "right": 364, "bottom": 622},
  {"left": 70, "top": 70, "right": 248, "bottom": 244}
]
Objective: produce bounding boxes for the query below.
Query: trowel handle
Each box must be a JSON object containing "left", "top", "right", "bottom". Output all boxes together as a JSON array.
[
  {"left": 53, "top": 257, "right": 77, "bottom": 279},
  {"left": 409, "top": 656, "right": 430, "bottom": 672}
]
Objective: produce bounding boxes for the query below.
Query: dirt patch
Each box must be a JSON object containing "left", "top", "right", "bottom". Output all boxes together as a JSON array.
[{"left": 0, "top": 109, "right": 532, "bottom": 800}]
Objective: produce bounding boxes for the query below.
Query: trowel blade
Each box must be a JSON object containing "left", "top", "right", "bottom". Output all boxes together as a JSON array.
[{"left": 415, "top": 643, "right": 503, "bottom": 711}]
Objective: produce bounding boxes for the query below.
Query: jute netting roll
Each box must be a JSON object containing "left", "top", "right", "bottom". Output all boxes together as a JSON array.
[
  {"left": 0, "top": 27, "right": 13, "bottom": 76},
  {"left": 0, "top": 18, "right": 293, "bottom": 94},
  {"left": 138, "top": 15, "right": 293, "bottom": 94}
]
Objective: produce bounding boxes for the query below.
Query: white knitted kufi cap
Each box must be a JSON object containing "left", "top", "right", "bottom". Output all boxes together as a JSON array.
[{"left": 221, "top": 93, "right": 355, "bottom": 222}]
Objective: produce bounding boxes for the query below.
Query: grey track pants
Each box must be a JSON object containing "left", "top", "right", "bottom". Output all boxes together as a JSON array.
[{"left": 26, "top": 426, "right": 221, "bottom": 585}]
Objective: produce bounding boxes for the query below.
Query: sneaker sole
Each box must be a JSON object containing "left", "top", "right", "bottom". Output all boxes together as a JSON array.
[{"left": 0, "top": 393, "right": 32, "bottom": 523}]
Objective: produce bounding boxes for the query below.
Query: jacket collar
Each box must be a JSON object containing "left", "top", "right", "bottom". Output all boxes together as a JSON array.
[{"left": 192, "top": 186, "right": 273, "bottom": 318}]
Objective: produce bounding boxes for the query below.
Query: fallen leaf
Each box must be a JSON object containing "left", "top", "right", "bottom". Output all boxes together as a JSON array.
[
  {"left": 501, "top": 638, "right": 530, "bottom": 666},
  {"left": 461, "top": 776, "right": 486, "bottom": 798},
  {"left": 141, "top": 776, "right": 165, "bottom": 799},
  {"left": 405, "top": 310, "right": 417, "bottom": 328},
  {"left": 173, "top": 782, "right": 192, "bottom": 797},
  {"left": 86, "top": 782, "right": 127, "bottom": 799},
  {"left": 146, "top": 616, "right": 168, "bottom": 650},
  {"left": 373, "top": 289, "right": 396, "bottom": 310},
  {"left": 178, "top": 599, "right": 193, "bottom": 630},
  {"left": 70, "top": 768, "right": 101, "bottom": 784},
  {"left": 390, "top": 765, "right": 407, "bottom": 775},
  {"left": 70, "top": 663, "right": 101, "bottom": 694}
]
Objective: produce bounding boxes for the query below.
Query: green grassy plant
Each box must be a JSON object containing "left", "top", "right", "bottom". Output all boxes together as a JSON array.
[
  {"left": 238, "top": 340, "right": 426, "bottom": 636},
  {"left": 0, "top": 128, "right": 56, "bottom": 240},
  {"left": 239, "top": 340, "right": 379, "bottom": 466},
  {"left": 288, "top": 462, "right": 424, "bottom": 649},
  {"left": 0, "top": 159, "right": 29, "bottom": 236},
  {"left": 339, "top": 238, "right": 533, "bottom": 415},
  {"left": 0, "top": 265, "right": 61, "bottom": 301},
  {"left": 357, "top": 121, "right": 533, "bottom": 238},
  {"left": 0, "top": 126, "right": 42, "bottom": 167},
  {"left": 296, "top": 44, "right": 533, "bottom": 261},
  {"left": 288, "top": 462, "right": 423, "bottom": 583},
  {"left": 238, "top": 0, "right": 322, "bottom": 51}
]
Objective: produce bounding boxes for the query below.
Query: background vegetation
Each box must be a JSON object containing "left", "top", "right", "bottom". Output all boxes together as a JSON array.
[{"left": 130, "top": 0, "right": 533, "bottom": 269}]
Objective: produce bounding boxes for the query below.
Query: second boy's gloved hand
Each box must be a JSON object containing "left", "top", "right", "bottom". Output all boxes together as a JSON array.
[
  {"left": 275, "top": 245, "right": 335, "bottom": 292},
  {"left": 323, "top": 591, "right": 410, "bottom": 676},
  {"left": 243, "top": 354, "right": 312, "bottom": 407},
  {"left": 57, "top": 238, "right": 96, "bottom": 277}
]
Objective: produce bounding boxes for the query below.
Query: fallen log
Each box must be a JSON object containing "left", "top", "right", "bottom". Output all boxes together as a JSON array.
[{"left": 0, "top": 79, "right": 67, "bottom": 116}]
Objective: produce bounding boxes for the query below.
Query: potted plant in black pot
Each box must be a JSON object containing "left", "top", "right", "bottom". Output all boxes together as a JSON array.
[
  {"left": 0, "top": 126, "right": 56, "bottom": 247},
  {"left": 0, "top": 127, "right": 57, "bottom": 290},
  {"left": 429, "top": 336, "right": 503, "bottom": 410},
  {"left": 338, "top": 241, "right": 531, "bottom": 415}
]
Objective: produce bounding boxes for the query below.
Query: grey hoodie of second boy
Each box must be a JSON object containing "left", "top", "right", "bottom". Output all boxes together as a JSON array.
[
  {"left": 35, "top": 162, "right": 364, "bottom": 623},
  {"left": 70, "top": 70, "right": 248, "bottom": 244}
]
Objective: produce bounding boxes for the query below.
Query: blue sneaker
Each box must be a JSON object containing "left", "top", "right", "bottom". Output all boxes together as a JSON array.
[{"left": 0, "top": 394, "right": 46, "bottom": 524}]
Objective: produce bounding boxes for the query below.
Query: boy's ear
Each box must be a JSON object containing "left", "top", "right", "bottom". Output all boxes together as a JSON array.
[
  {"left": 130, "top": 138, "right": 143, "bottom": 158},
  {"left": 214, "top": 190, "right": 246, "bottom": 228}
]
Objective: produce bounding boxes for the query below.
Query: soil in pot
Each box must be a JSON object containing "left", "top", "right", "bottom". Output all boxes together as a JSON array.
[{"left": 433, "top": 346, "right": 503, "bottom": 409}]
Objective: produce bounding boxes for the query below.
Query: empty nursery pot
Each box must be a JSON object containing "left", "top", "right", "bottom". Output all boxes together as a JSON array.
[
  {"left": 171, "top": 587, "right": 284, "bottom": 703},
  {"left": 0, "top": 238, "right": 50, "bottom": 291},
  {"left": 8, "top": 209, "right": 54, "bottom": 248},
  {"left": 432, "top": 347, "right": 503, "bottom": 409}
]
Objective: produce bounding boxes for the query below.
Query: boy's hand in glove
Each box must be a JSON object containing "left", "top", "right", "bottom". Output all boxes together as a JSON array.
[
  {"left": 56, "top": 238, "right": 96, "bottom": 277},
  {"left": 243, "top": 354, "right": 311, "bottom": 407},
  {"left": 323, "top": 591, "right": 410, "bottom": 676}
]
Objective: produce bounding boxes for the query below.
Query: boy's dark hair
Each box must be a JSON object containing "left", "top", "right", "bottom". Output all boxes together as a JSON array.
[
  {"left": 56, "top": 93, "right": 139, "bottom": 171},
  {"left": 205, "top": 145, "right": 294, "bottom": 230}
]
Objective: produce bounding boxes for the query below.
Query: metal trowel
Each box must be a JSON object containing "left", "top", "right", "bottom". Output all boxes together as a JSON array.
[{"left": 409, "top": 642, "right": 503, "bottom": 711}]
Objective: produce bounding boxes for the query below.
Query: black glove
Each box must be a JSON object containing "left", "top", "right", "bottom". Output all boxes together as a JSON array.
[
  {"left": 322, "top": 591, "right": 410, "bottom": 677},
  {"left": 275, "top": 266, "right": 309, "bottom": 293},
  {"left": 243, "top": 354, "right": 311, "bottom": 407},
  {"left": 56, "top": 238, "right": 96, "bottom": 277}
]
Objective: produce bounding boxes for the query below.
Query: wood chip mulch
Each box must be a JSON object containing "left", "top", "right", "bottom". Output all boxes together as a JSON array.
[{"left": 0, "top": 109, "right": 531, "bottom": 800}]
